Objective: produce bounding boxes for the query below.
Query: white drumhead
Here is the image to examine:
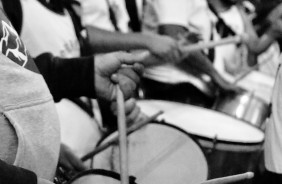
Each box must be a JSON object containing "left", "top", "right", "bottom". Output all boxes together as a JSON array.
[
  {"left": 94, "top": 123, "right": 208, "bottom": 184},
  {"left": 137, "top": 100, "right": 264, "bottom": 143}
]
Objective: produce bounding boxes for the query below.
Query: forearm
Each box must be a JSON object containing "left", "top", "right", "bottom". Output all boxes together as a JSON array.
[
  {"left": 34, "top": 53, "right": 95, "bottom": 102},
  {"left": 86, "top": 26, "right": 153, "bottom": 53},
  {"left": 246, "top": 33, "right": 275, "bottom": 54}
]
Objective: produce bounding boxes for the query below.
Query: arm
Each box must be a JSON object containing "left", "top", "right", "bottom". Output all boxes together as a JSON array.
[
  {"left": 158, "top": 24, "right": 239, "bottom": 91},
  {"left": 85, "top": 26, "right": 180, "bottom": 63},
  {"left": 240, "top": 5, "right": 282, "bottom": 54},
  {"left": 34, "top": 53, "right": 95, "bottom": 102}
]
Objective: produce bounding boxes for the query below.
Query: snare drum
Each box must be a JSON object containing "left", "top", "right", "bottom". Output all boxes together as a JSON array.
[
  {"left": 93, "top": 122, "right": 208, "bottom": 184},
  {"left": 66, "top": 169, "right": 136, "bottom": 184},
  {"left": 136, "top": 100, "right": 265, "bottom": 179}
]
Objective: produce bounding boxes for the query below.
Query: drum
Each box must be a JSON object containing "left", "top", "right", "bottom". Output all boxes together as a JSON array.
[
  {"left": 213, "top": 90, "right": 270, "bottom": 129},
  {"left": 136, "top": 100, "right": 265, "bottom": 179},
  {"left": 93, "top": 122, "right": 208, "bottom": 184},
  {"left": 56, "top": 99, "right": 102, "bottom": 158},
  {"left": 62, "top": 169, "right": 136, "bottom": 184},
  {"left": 236, "top": 71, "right": 275, "bottom": 104},
  {"left": 141, "top": 65, "right": 217, "bottom": 107}
]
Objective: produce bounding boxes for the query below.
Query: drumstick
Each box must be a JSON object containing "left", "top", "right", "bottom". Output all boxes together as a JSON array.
[
  {"left": 81, "top": 111, "right": 163, "bottom": 161},
  {"left": 201, "top": 172, "right": 254, "bottom": 184},
  {"left": 180, "top": 36, "right": 242, "bottom": 54},
  {"left": 116, "top": 85, "right": 129, "bottom": 184},
  {"left": 131, "top": 36, "right": 242, "bottom": 67}
]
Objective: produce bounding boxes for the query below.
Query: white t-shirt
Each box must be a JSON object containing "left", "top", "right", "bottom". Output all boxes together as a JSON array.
[
  {"left": 143, "top": 0, "right": 212, "bottom": 42},
  {"left": 142, "top": 0, "right": 214, "bottom": 92},
  {"left": 212, "top": 6, "right": 246, "bottom": 82},
  {"left": 78, "top": 0, "right": 130, "bottom": 33},
  {"left": 20, "top": 0, "right": 80, "bottom": 58},
  {"left": 265, "top": 64, "right": 282, "bottom": 173}
]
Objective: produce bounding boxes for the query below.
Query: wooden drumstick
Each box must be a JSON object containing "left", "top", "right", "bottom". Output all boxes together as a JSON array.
[
  {"left": 116, "top": 85, "right": 129, "bottom": 184},
  {"left": 180, "top": 36, "right": 242, "bottom": 54},
  {"left": 81, "top": 111, "right": 163, "bottom": 161},
  {"left": 201, "top": 172, "right": 254, "bottom": 184}
]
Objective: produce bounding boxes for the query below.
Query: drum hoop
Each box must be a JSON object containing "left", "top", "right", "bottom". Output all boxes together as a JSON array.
[
  {"left": 66, "top": 169, "right": 137, "bottom": 184},
  {"left": 158, "top": 116, "right": 264, "bottom": 146},
  {"left": 190, "top": 132, "right": 264, "bottom": 147},
  {"left": 198, "top": 138, "right": 264, "bottom": 152}
]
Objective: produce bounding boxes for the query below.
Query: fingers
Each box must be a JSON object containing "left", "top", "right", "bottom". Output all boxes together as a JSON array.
[
  {"left": 59, "top": 144, "right": 88, "bottom": 172},
  {"left": 126, "top": 104, "right": 141, "bottom": 124},
  {"left": 67, "top": 153, "right": 88, "bottom": 172},
  {"left": 111, "top": 65, "right": 142, "bottom": 100},
  {"left": 111, "top": 98, "right": 136, "bottom": 115},
  {"left": 113, "top": 74, "right": 137, "bottom": 100},
  {"left": 115, "top": 52, "right": 150, "bottom": 66},
  {"left": 111, "top": 98, "right": 142, "bottom": 126}
]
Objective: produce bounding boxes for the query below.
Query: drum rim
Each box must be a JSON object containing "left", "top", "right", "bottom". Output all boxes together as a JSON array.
[
  {"left": 95, "top": 121, "right": 210, "bottom": 180},
  {"left": 66, "top": 169, "right": 137, "bottom": 184},
  {"left": 158, "top": 118, "right": 264, "bottom": 146},
  {"left": 137, "top": 100, "right": 265, "bottom": 142}
]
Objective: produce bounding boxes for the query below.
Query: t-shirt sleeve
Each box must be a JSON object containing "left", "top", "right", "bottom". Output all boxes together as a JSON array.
[{"left": 34, "top": 53, "right": 96, "bottom": 102}]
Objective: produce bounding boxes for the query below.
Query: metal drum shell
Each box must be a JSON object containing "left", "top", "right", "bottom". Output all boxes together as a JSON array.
[{"left": 213, "top": 91, "right": 270, "bottom": 129}]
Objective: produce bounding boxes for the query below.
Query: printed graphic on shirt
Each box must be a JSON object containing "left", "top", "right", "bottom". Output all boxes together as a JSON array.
[
  {"left": 0, "top": 20, "right": 29, "bottom": 67},
  {"left": 0, "top": 9, "right": 38, "bottom": 73}
]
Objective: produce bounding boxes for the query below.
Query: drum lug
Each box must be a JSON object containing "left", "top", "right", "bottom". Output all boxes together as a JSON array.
[{"left": 207, "top": 135, "right": 218, "bottom": 154}]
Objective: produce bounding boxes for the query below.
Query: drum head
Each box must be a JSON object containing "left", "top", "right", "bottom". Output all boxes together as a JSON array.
[
  {"left": 137, "top": 100, "right": 264, "bottom": 144},
  {"left": 93, "top": 123, "right": 208, "bottom": 184}
]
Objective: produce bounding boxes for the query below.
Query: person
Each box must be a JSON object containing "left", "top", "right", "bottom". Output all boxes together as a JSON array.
[
  {"left": 140, "top": 0, "right": 239, "bottom": 107},
  {"left": 2, "top": 0, "right": 180, "bottom": 63},
  {"left": 0, "top": 1, "right": 147, "bottom": 183},
  {"left": 208, "top": 0, "right": 282, "bottom": 81},
  {"left": 1, "top": 0, "right": 183, "bottom": 153},
  {"left": 255, "top": 2, "right": 282, "bottom": 183}
]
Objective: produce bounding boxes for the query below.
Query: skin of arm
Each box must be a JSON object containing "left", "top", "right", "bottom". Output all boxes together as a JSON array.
[
  {"left": 240, "top": 4, "right": 282, "bottom": 55},
  {"left": 85, "top": 26, "right": 180, "bottom": 63},
  {"left": 158, "top": 24, "right": 239, "bottom": 91}
]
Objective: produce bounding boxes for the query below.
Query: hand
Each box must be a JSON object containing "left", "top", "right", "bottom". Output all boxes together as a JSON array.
[
  {"left": 177, "top": 32, "right": 203, "bottom": 59},
  {"left": 111, "top": 98, "right": 145, "bottom": 126},
  {"left": 58, "top": 144, "right": 88, "bottom": 172},
  {"left": 95, "top": 52, "right": 144, "bottom": 101},
  {"left": 146, "top": 34, "right": 181, "bottom": 63}
]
